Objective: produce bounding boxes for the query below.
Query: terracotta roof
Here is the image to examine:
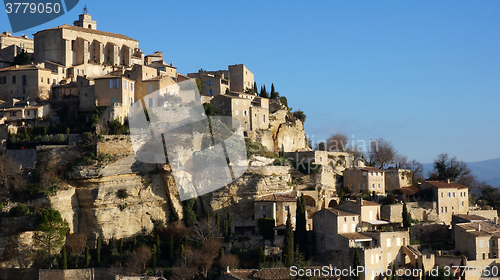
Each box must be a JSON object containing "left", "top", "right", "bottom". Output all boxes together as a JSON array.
[
  {"left": 340, "top": 199, "right": 380, "bottom": 207},
  {"left": 425, "top": 181, "right": 468, "bottom": 189},
  {"left": 227, "top": 269, "right": 258, "bottom": 280},
  {"left": 254, "top": 191, "right": 298, "bottom": 202},
  {"left": 0, "top": 64, "right": 50, "bottom": 72},
  {"left": 143, "top": 75, "right": 173, "bottom": 82},
  {"left": 392, "top": 186, "right": 420, "bottom": 195},
  {"left": 0, "top": 33, "right": 32, "bottom": 40},
  {"left": 324, "top": 208, "right": 358, "bottom": 216},
  {"left": 458, "top": 221, "right": 500, "bottom": 237},
  {"left": 35, "top": 24, "right": 138, "bottom": 42},
  {"left": 339, "top": 232, "right": 372, "bottom": 240}
]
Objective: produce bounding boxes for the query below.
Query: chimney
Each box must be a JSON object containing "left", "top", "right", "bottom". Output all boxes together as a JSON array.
[
  {"left": 170, "top": 61, "right": 173, "bottom": 67},
  {"left": 447, "top": 178, "right": 451, "bottom": 184},
  {"left": 225, "top": 266, "right": 230, "bottom": 274},
  {"left": 3, "top": 31, "right": 11, "bottom": 36},
  {"left": 22, "top": 35, "right": 28, "bottom": 39}
]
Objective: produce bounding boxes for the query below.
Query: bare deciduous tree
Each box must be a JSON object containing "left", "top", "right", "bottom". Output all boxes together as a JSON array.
[
  {"left": 368, "top": 138, "right": 396, "bottom": 169},
  {"left": 125, "top": 246, "right": 152, "bottom": 275},
  {"left": 0, "top": 154, "right": 26, "bottom": 200},
  {"left": 220, "top": 253, "right": 240, "bottom": 269},
  {"left": 324, "top": 132, "right": 349, "bottom": 152},
  {"left": 171, "top": 264, "right": 198, "bottom": 280},
  {"left": 190, "top": 219, "right": 219, "bottom": 243},
  {"left": 64, "top": 233, "right": 87, "bottom": 254},
  {"left": 428, "top": 153, "right": 474, "bottom": 186},
  {"left": 197, "top": 238, "right": 222, "bottom": 278}
]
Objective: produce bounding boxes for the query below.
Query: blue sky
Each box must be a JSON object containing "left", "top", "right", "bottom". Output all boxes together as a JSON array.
[{"left": 2, "top": 1, "right": 499, "bottom": 163}]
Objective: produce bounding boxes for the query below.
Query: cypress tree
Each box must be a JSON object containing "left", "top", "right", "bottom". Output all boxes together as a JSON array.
[
  {"left": 460, "top": 256, "right": 465, "bottom": 280},
  {"left": 62, "top": 246, "right": 67, "bottom": 269},
  {"left": 97, "top": 236, "right": 101, "bottom": 266},
  {"left": 294, "top": 194, "right": 308, "bottom": 258},
  {"left": 258, "top": 246, "right": 266, "bottom": 263},
  {"left": 282, "top": 211, "right": 294, "bottom": 267},
  {"left": 133, "top": 236, "right": 137, "bottom": 251},
  {"left": 270, "top": 83, "right": 279, "bottom": 99},
  {"left": 168, "top": 235, "right": 174, "bottom": 265},
  {"left": 156, "top": 235, "right": 161, "bottom": 261},
  {"left": 253, "top": 82, "right": 258, "bottom": 94},
  {"left": 119, "top": 238, "right": 124, "bottom": 254},
  {"left": 422, "top": 264, "right": 427, "bottom": 280},
  {"left": 84, "top": 246, "right": 90, "bottom": 268},
  {"left": 224, "top": 221, "right": 230, "bottom": 242},
  {"left": 402, "top": 201, "right": 411, "bottom": 228},
  {"left": 228, "top": 210, "right": 232, "bottom": 235},
  {"left": 215, "top": 212, "right": 220, "bottom": 231},
  {"left": 352, "top": 249, "right": 362, "bottom": 280},
  {"left": 393, "top": 263, "right": 398, "bottom": 280},
  {"left": 180, "top": 244, "right": 185, "bottom": 261},
  {"left": 152, "top": 245, "right": 157, "bottom": 268}
]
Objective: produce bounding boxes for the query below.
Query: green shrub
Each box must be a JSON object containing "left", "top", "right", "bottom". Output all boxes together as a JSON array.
[
  {"left": 117, "top": 189, "right": 128, "bottom": 199},
  {"left": 10, "top": 203, "right": 30, "bottom": 216},
  {"left": 119, "top": 203, "right": 128, "bottom": 211}
]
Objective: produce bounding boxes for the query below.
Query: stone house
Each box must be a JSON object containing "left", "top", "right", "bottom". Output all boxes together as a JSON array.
[
  {"left": 421, "top": 180, "right": 469, "bottom": 225},
  {"left": 343, "top": 166, "right": 386, "bottom": 194},
  {"left": 188, "top": 64, "right": 254, "bottom": 94},
  {"left": 33, "top": 13, "right": 144, "bottom": 69},
  {"left": 338, "top": 199, "right": 389, "bottom": 231},
  {"left": 0, "top": 99, "right": 50, "bottom": 125},
  {"left": 94, "top": 76, "right": 135, "bottom": 124},
  {"left": 139, "top": 75, "right": 176, "bottom": 106},
  {"left": 187, "top": 72, "right": 230, "bottom": 97},
  {"left": 454, "top": 221, "right": 500, "bottom": 280},
  {"left": 0, "top": 64, "right": 56, "bottom": 101},
  {"left": 385, "top": 168, "right": 413, "bottom": 192},
  {"left": 210, "top": 92, "right": 269, "bottom": 132},
  {"left": 144, "top": 52, "right": 177, "bottom": 79},
  {"left": 0, "top": 31, "right": 34, "bottom": 63},
  {"left": 313, "top": 208, "right": 360, "bottom": 254},
  {"left": 254, "top": 191, "right": 298, "bottom": 230}
]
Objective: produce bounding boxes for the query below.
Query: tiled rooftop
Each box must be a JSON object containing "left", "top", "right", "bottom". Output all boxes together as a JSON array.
[
  {"left": 35, "top": 24, "right": 138, "bottom": 42},
  {"left": 254, "top": 191, "right": 298, "bottom": 202},
  {"left": 425, "top": 181, "right": 468, "bottom": 189}
]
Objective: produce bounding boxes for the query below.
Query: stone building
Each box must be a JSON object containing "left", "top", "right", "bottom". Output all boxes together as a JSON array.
[
  {"left": 337, "top": 199, "right": 388, "bottom": 231},
  {"left": 94, "top": 76, "right": 135, "bottom": 124},
  {"left": 421, "top": 180, "right": 469, "bottom": 225},
  {"left": 0, "top": 64, "right": 56, "bottom": 101},
  {"left": 385, "top": 169, "right": 413, "bottom": 192},
  {"left": 0, "top": 99, "right": 50, "bottom": 125},
  {"left": 187, "top": 71, "right": 230, "bottom": 97},
  {"left": 33, "top": 13, "right": 143, "bottom": 71},
  {"left": 254, "top": 191, "right": 298, "bottom": 229},
  {"left": 313, "top": 208, "right": 360, "bottom": 254},
  {"left": 187, "top": 63, "right": 254, "bottom": 94},
  {"left": 211, "top": 92, "right": 269, "bottom": 131},
  {"left": 343, "top": 166, "right": 386, "bottom": 194},
  {"left": 144, "top": 51, "right": 177, "bottom": 79},
  {"left": 0, "top": 31, "right": 34, "bottom": 64}
]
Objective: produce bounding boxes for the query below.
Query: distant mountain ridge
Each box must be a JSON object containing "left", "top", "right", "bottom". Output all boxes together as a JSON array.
[{"left": 422, "top": 158, "right": 500, "bottom": 187}]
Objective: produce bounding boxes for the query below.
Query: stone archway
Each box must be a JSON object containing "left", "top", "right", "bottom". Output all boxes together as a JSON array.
[
  {"left": 328, "top": 200, "right": 338, "bottom": 208},
  {"left": 303, "top": 195, "right": 316, "bottom": 207}
]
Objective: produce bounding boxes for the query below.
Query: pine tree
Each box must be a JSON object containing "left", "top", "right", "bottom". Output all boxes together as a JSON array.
[
  {"left": 352, "top": 249, "right": 362, "bottom": 280},
  {"left": 152, "top": 245, "right": 157, "bottom": 268},
  {"left": 84, "top": 246, "right": 90, "bottom": 268},
  {"left": 62, "top": 246, "right": 67, "bottom": 269},
  {"left": 97, "top": 236, "right": 102, "bottom": 266},
  {"left": 295, "top": 194, "right": 308, "bottom": 258},
  {"left": 168, "top": 235, "right": 174, "bottom": 265},
  {"left": 282, "top": 211, "right": 294, "bottom": 267}
]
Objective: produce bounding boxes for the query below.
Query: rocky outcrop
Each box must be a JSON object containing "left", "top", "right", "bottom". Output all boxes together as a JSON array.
[{"left": 258, "top": 110, "right": 309, "bottom": 152}]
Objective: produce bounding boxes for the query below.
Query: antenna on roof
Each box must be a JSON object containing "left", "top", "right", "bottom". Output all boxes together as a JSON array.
[{"left": 83, "top": 5, "right": 88, "bottom": 14}]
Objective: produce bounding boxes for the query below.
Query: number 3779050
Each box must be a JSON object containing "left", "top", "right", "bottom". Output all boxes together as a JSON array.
[{"left": 6, "top": 3, "right": 62, "bottom": 14}]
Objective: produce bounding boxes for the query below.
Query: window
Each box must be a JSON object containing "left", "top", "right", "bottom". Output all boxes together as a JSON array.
[
  {"left": 208, "top": 89, "right": 213, "bottom": 95},
  {"left": 362, "top": 171, "right": 367, "bottom": 176},
  {"left": 452, "top": 192, "right": 455, "bottom": 197},
  {"left": 441, "top": 193, "right": 443, "bottom": 198},
  {"left": 12, "top": 76, "right": 16, "bottom": 84},
  {"left": 448, "top": 192, "right": 451, "bottom": 197},
  {"left": 483, "top": 253, "right": 486, "bottom": 260},
  {"left": 47, "top": 78, "right": 49, "bottom": 84},
  {"left": 235, "top": 110, "right": 238, "bottom": 115},
  {"left": 0, "top": 76, "right": 5, "bottom": 84},
  {"left": 148, "top": 84, "right": 154, "bottom": 93},
  {"left": 111, "top": 97, "right": 118, "bottom": 104},
  {"left": 22, "top": 75, "right": 27, "bottom": 86},
  {"left": 344, "top": 217, "right": 347, "bottom": 222},
  {"left": 360, "top": 183, "right": 363, "bottom": 189},
  {"left": 40, "top": 77, "right": 43, "bottom": 82},
  {"left": 387, "top": 238, "right": 391, "bottom": 247},
  {"left": 350, "top": 171, "right": 355, "bottom": 177},
  {"left": 440, "top": 207, "right": 443, "bottom": 213},
  {"left": 378, "top": 184, "right": 381, "bottom": 189},
  {"left": 207, "top": 81, "right": 212, "bottom": 86},
  {"left": 461, "top": 201, "right": 464, "bottom": 206},
  {"left": 124, "top": 97, "right": 127, "bottom": 106},
  {"left": 352, "top": 217, "right": 355, "bottom": 221},
  {"left": 147, "top": 98, "right": 154, "bottom": 107},
  {"left": 284, "top": 206, "right": 289, "bottom": 212},
  {"left": 397, "top": 238, "right": 401, "bottom": 246},
  {"left": 235, "top": 100, "right": 238, "bottom": 105},
  {"left": 27, "top": 110, "right": 30, "bottom": 116},
  {"left": 243, "top": 111, "right": 247, "bottom": 116},
  {"left": 261, "top": 205, "right": 267, "bottom": 211},
  {"left": 124, "top": 80, "right": 128, "bottom": 90},
  {"left": 76, "top": 69, "right": 79, "bottom": 75},
  {"left": 372, "top": 183, "right": 375, "bottom": 189},
  {"left": 445, "top": 206, "right": 448, "bottom": 213},
  {"left": 130, "top": 98, "right": 134, "bottom": 107},
  {"left": 262, "top": 114, "right": 265, "bottom": 123},
  {"left": 130, "top": 82, "right": 134, "bottom": 91}
]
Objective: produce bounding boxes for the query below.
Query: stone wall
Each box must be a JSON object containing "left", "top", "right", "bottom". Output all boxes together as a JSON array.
[
  {"left": 381, "top": 204, "right": 403, "bottom": 223},
  {"left": 5, "top": 149, "right": 37, "bottom": 169},
  {"left": 97, "top": 135, "right": 134, "bottom": 157},
  {"left": 468, "top": 209, "right": 498, "bottom": 220},
  {"left": 0, "top": 268, "right": 38, "bottom": 280},
  {"left": 385, "top": 169, "right": 412, "bottom": 192},
  {"left": 412, "top": 223, "right": 450, "bottom": 244},
  {"left": 39, "top": 268, "right": 93, "bottom": 280}
]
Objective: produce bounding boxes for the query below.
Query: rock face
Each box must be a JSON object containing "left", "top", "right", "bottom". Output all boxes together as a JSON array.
[
  {"left": 0, "top": 216, "right": 36, "bottom": 268},
  {"left": 258, "top": 110, "right": 310, "bottom": 152}
]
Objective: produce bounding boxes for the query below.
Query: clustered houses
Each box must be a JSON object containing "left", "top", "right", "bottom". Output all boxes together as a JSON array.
[{"left": 0, "top": 11, "right": 267, "bottom": 134}]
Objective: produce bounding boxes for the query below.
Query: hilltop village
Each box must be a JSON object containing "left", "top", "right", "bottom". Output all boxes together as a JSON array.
[{"left": 0, "top": 12, "right": 499, "bottom": 280}]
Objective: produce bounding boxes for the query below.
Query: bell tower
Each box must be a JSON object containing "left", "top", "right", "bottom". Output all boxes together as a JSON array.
[{"left": 74, "top": 5, "right": 97, "bottom": 30}]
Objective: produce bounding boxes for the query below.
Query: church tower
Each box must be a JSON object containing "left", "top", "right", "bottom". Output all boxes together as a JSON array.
[{"left": 73, "top": 6, "right": 97, "bottom": 30}]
